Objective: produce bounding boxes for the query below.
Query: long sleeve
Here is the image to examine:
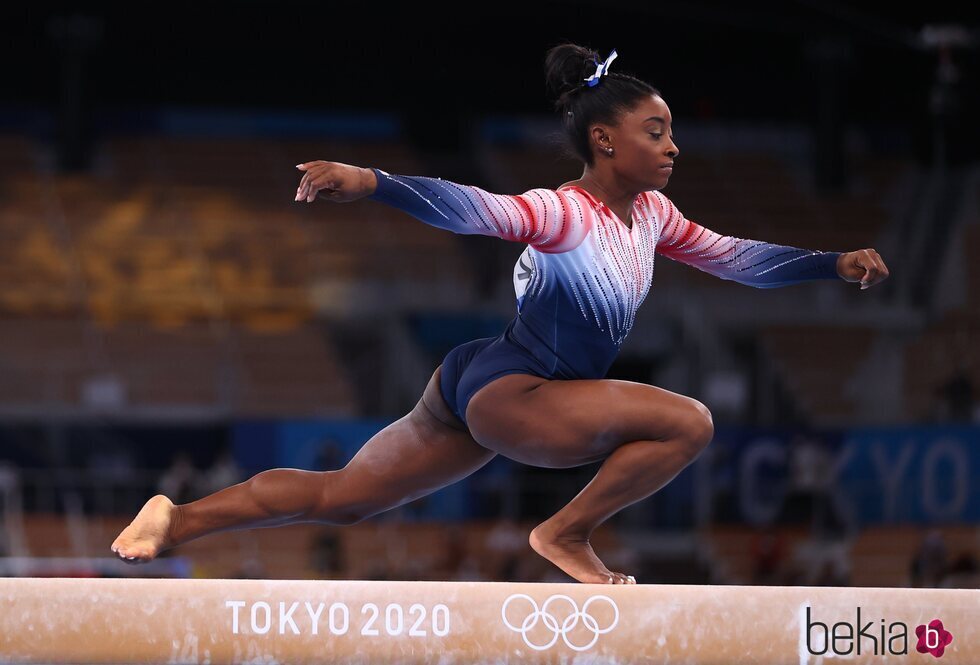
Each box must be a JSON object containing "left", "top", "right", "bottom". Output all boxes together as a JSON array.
[
  {"left": 366, "top": 168, "right": 591, "bottom": 254},
  {"left": 651, "top": 190, "right": 842, "bottom": 288}
]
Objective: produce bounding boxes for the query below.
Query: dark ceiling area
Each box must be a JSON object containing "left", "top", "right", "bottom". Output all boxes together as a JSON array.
[{"left": 4, "top": 2, "right": 976, "bottom": 120}]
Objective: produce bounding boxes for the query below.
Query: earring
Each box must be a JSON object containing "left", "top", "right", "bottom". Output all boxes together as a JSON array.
[{"left": 606, "top": 147, "right": 614, "bottom": 155}]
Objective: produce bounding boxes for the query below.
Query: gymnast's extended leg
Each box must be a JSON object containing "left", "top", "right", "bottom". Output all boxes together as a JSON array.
[
  {"left": 111, "top": 366, "right": 496, "bottom": 562},
  {"left": 464, "top": 374, "right": 714, "bottom": 584}
]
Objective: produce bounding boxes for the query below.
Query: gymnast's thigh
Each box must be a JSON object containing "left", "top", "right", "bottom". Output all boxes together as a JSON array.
[
  {"left": 322, "top": 364, "right": 497, "bottom": 523},
  {"left": 464, "top": 374, "right": 712, "bottom": 469}
]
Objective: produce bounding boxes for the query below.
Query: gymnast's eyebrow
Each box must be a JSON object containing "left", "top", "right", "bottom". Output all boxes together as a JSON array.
[{"left": 645, "top": 116, "right": 666, "bottom": 123}]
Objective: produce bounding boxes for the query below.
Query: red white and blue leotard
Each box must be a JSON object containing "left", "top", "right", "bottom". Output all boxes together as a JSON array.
[{"left": 367, "top": 167, "right": 842, "bottom": 423}]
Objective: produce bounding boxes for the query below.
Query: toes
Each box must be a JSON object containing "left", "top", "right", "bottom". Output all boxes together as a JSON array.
[{"left": 599, "top": 572, "right": 632, "bottom": 585}]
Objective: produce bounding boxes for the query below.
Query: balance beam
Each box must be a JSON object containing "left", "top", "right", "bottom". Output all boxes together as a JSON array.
[{"left": 0, "top": 578, "right": 975, "bottom": 663}]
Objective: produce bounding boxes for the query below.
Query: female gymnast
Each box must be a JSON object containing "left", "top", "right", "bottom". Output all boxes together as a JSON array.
[{"left": 111, "top": 44, "right": 889, "bottom": 585}]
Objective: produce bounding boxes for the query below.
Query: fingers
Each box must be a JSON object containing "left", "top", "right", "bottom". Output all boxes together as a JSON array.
[
  {"left": 296, "top": 162, "right": 316, "bottom": 201},
  {"left": 298, "top": 166, "right": 316, "bottom": 201},
  {"left": 859, "top": 249, "right": 890, "bottom": 290},
  {"left": 295, "top": 162, "right": 333, "bottom": 202},
  {"left": 306, "top": 173, "right": 331, "bottom": 202},
  {"left": 859, "top": 258, "right": 875, "bottom": 289},
  {"left": 872, "top": 251, "right": 889, "bottom": 282}
]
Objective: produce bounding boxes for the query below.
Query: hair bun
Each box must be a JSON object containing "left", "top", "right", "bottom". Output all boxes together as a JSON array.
[{"left": 544, "top": 43, "right": 599, "bottom": 108}]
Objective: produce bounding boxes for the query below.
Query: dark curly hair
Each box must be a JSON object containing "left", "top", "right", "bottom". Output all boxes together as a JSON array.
[{"left": 544, "top": 43, "right": 661, "bottom": 167}]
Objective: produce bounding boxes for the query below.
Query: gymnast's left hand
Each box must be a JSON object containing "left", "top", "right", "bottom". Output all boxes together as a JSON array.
[{"left": 836, "top": 249, "right": 889, "bottom": 290}]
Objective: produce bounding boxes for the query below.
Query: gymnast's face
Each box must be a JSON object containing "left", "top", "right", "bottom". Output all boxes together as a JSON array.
[{"left": 593, "top": 94, "right": 679, "bottom": 190}]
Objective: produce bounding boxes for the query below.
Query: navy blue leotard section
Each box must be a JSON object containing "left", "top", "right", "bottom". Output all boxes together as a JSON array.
[{"left": 439, "top": 318, "right": 551, "bottom": 426}]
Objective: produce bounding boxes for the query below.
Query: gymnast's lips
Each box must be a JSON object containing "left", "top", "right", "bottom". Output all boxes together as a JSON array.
[{"left": 659, "top": 163, "right": 673, "bottom": 172}]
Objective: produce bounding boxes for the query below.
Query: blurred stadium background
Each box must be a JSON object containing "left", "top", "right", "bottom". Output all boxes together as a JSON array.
[{"left": 0, "top": 3, "right": 978, "bottom": 588}]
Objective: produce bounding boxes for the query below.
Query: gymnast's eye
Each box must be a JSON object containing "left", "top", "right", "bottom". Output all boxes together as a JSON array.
[{"left": 649, "top": 133, "right": 662, "bottom": 139}]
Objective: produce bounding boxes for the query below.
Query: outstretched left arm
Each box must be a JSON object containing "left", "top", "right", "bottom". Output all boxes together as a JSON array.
[{"left": 652, "top": 191, "right": 888, "bottom": 289}]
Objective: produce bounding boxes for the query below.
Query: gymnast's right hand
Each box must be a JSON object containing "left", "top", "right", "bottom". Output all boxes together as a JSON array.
[{"left": 294, "top": 161, "right": 377, "bottom": 203}]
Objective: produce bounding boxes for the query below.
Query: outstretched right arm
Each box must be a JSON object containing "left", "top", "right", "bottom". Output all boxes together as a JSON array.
[
  {"left": 294, "top": 160, "right": 591, "bottom": 253},
  {"left": 366, "top": 168, "right": 591, "bottom": 253}
]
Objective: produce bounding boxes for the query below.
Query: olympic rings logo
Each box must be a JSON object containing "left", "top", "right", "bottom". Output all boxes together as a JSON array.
[{"left": 500, "top": 593, "right": 619, "bottom": 651}]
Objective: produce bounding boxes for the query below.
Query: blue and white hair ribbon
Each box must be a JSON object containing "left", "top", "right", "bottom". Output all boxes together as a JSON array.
[{"left": 583, "top": 48, "right": 618, "bottom": 87}]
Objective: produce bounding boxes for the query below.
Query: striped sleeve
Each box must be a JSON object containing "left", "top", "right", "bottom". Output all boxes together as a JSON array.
[
  {"left": 367, "top": 168, "right": 591, "bottom": 253},
  {"left": 650, "top": 190, "right": 842, "bottom": 288}
]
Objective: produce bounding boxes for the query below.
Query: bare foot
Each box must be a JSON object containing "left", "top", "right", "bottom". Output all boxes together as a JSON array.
[
  {"left": 529, "top": 521, "right": 636, "bottom": 585},
  {"left": 110, "top": 495, "right": 179, "bottom": 564}
]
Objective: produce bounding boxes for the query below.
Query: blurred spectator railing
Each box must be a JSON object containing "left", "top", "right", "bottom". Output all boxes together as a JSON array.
[{"left": 0, "top": 555, "right": 191, "bottom": 577}]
